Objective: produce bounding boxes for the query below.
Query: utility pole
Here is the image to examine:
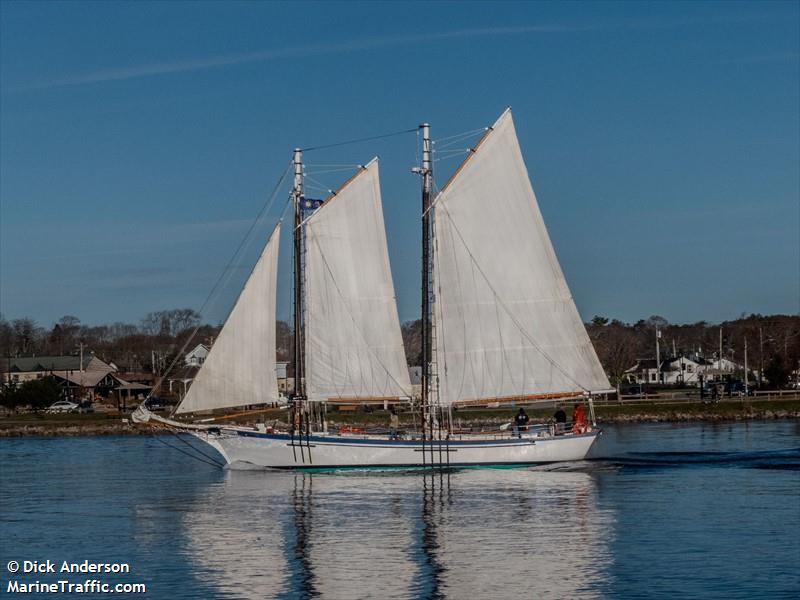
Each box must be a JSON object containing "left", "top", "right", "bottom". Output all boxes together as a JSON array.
[
  {"left": 744, "top": 337, "right": 749, "bottom": 395},
  {"left": 719, "top": 328, "right": 723, "bottom": 374},
  {"left": 759, "top": 327, "right": 764, "bottom": 387},
  {"left": 655, "top": 328, "right": 661, "bottom": 384}
]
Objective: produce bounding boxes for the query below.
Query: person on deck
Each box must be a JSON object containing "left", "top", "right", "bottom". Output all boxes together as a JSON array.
[
  {"left": 553, "top": 406, "right": 567, "bottom": 434},
  {"left": 389, "top": 408, "right": 400, "bottom": 440},
  {"left": 513, "top": 408, "right": 530, "bottom": 436},
  {"left": 572, "top": 403, "right": 587, "bottom": 434}
]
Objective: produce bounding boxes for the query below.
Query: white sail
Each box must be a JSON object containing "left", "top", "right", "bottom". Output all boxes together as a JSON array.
[
  {"left": 432, "top": 109, "right": 610, "bottom": 405},
  {"left": 176, "top": 224, "right": 281, "bottom": 414},
  {"left": 304, "top": 159, "right": 412, "bottom": 403}
]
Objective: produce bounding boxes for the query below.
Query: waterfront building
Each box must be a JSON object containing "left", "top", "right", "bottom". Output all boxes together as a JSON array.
[
  {"left": 625, "top": 355, "right": 746, "bottom": 386},
  {"left": 184, "top": 344, "right": 210, "bottom": 367}
]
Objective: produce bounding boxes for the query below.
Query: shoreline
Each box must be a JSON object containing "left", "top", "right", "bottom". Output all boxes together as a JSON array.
[{"left": 1, "top": 399, "right": 798, "bottom": 437}]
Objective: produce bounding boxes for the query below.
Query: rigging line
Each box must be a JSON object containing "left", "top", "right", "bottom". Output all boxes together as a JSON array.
[
  {"left": 305, "top": 163, "right": 362, "bottom": 168},
  {"left": 435, "top": 202, "right": 590, "bottom": 393},
  {"left": 305, "top": 167, "right": 362, "bottom": 176},
  {"left": 433, "top": 127, "right": 488, "bottom": 145},
  {"left": 303, "top": 174, "right": 334, "bottom": 193},
  {"left": 435, "top": 135, "right": 485, "bottom": 151},
  {"left": 149, "top": 431, "right": 224, "bottom": 469},
  {"left": 433, "top": 153, "right": 472, "bottom": 165},
  {"left": 154, "top": 162, "right": 293, "bottom": 410},
  {"left": 306, "top": 230, "right": 411, "bottom": 401},
  {"left": 434, "top": 148, "right": 471, "bottom": 156},
  {"left": 202, "top": 194, "right": 293, "bottom": 333},
  {"left": 301, "top": 127, "right": 417, "bottom": 152},
  {"left": 166, "top": 427, "right": 227, "bottom": 467}
]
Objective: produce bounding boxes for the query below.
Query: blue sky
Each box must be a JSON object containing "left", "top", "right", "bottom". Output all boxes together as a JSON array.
[{"left": 1, "top": 1, "right": 798, "bottom": 328}]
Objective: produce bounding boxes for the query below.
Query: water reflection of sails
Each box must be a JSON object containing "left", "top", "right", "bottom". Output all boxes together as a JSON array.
[
  {"left": 182, "top": 474, "right": 292, "bottom": 599},
  {"left": 419, "top": 470, "right": 612, "bottom": 599},
  {"left": 183, "top": 469, "right": 611, "bottom": 599}
]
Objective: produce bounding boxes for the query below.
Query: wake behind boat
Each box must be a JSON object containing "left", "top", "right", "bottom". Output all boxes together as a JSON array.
[{"left": 134, "top": 109, "right": 613, "bottom": 469}]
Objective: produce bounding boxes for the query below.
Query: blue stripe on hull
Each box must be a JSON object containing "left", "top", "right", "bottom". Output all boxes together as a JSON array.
[{"left": 226, "top": 429, "right": 598, "bottom": 448}]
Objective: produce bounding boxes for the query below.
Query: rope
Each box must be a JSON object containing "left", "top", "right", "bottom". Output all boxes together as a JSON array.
[
  {"left": 152, "top": 162, "right": 292, "bottom": 412},
  {"left": 303, "top": 174, "right": 334, "bottom": 195},
  {"left": 166, "top": 427, "right": 227, "bottom": 467},
  {"left": 149, "top": 431, "right": 224, "bottom": 469},
  {"left": 433, "top": 127, "right": 488, "bottom": 145},
  {"left": 301, "top": 128, "right": 417, "bottom": 152},
  {"left": 305, "top": 166, "right": 362, "bottom": 176}
]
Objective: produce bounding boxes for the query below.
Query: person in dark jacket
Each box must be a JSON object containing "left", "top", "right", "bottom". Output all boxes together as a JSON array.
[
  {"left": 513, "top": 408, "right": 530, "bottom": 436},
  {"left": 553, "top": 406, "right": 567, "bottom": 434}
]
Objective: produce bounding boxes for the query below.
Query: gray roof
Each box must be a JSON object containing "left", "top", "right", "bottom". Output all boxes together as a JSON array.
[{"left": 10, "top": 355, "right": 93, "bottom": 372}]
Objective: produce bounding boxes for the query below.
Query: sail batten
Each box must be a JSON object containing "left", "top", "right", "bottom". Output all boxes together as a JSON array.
[
  {"left": 304, "top": 159, "right": 412, "bottom": 403},
  {"left": 176, "top": 224, "right": 281, "bottom": 414},
  {"left": 432, "top": 111, "right": 610, "bottom": 406}
]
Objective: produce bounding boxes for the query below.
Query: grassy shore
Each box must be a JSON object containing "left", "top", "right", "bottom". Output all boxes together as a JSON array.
[{"left": 0, "top": 399, "right": 798, "bottom": 437}]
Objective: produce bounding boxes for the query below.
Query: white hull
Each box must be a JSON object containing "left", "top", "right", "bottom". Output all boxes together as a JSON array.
[{"left": 194, "top": 428, "right": 600, "bottom": 469}]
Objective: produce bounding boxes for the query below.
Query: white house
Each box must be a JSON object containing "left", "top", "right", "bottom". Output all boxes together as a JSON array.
[
  {"left": 660, "top": 356, "right": 711, "bottom": 384},
  {"left": 626, "top": 355, "right": 747, "bottom": 386},
  {"left": 184, "top": 344, "right": 210, "bottom": 367}
]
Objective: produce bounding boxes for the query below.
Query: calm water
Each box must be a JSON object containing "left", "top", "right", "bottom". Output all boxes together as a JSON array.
[{"left": 1, "top": 422, "right": 798, "bottom": 599}]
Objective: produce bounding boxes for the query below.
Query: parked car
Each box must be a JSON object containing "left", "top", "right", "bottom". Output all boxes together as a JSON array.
[
  {"left": 145, "top": 397, "right": 169, "bottom": 412},
  {"left": 47, "top": 400, "right": 79, "bottom": 413},
  {"left": 619, "top": 384, "right": 644, "bottom": 396}
]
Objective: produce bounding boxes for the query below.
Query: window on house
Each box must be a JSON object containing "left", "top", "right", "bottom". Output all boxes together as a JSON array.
[{"left": 651, "top": 373, "right": 656, "bottom": 381}]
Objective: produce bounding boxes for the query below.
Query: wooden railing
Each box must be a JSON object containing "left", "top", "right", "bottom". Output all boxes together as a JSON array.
[{"left": 602, "top": 390, "right": 800, "bottom": 405}]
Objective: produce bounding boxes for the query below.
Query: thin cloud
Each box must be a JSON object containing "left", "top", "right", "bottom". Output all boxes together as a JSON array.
[
  {"left": 709, "top": 52, "right": 800, "bottom": 65},
  {"left": 14, "top": 25, "right": 598, "bottom": 91},
  {"left": 8, "top": 11, "right": 791, "bottom": 92}
]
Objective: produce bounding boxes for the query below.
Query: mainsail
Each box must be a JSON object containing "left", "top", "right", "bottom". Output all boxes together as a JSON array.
[
  {"left": 176, "top": 224, "right": 281, "bottom": 414},
  {"left": 304, "top": 159, "right": 412, "bottom": 403},
  {"left": 432, "top": 109, "right": 610, "bottom": 406}
]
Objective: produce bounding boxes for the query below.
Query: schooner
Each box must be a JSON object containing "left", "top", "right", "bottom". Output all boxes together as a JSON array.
[{"left": 134, "top": 109, "right": 612, "bottom": 468}]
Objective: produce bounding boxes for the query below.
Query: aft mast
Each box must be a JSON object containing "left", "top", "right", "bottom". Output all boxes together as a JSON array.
[
  {"left": 415, "top": 123, "right": 441, "bottom": 462},
  {"left": 292, "top": 148, "right": 306, "bottom": 433}
]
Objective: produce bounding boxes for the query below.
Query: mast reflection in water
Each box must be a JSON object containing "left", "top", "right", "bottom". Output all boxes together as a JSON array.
[{"left": 181, "top": 468, "right": 612, "bottom": 599}]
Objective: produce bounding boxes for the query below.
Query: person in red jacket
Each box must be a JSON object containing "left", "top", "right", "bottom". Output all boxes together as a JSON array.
[{"left": 572, "top": 403, "right": 587, "bottom": 434}]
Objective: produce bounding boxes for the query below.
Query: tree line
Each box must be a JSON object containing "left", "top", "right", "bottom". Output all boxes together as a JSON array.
[
  {"left": 2, "top": 311, "right": 798, "bottom": 388},
  {"left": 0, "top": 310, "right": 290, "bottom": 377},
  {"left": 402, "top": 313, "right": 799, "bottom": 388}
]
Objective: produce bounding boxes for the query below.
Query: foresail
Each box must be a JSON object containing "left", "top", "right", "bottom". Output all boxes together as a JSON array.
[
  {"left": 176, "top": 224, "right": 281, "bottom": 414},
  {"left": 304, "top": 159, "right": 412, "bottom": 403},
  {"left": 432, "top": 110, "right": 610, "bottom": 406}
]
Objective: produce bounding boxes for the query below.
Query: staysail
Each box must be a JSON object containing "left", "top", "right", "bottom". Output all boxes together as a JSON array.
[
  {"left": 304, "top": 159, "right": 412, "bottom": 403},
  {"left": 432, "top": 109, "right": 610, "bottom": 406},
  {"left": 176, "top": 224, "right": 281, "bottom": 413}
]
